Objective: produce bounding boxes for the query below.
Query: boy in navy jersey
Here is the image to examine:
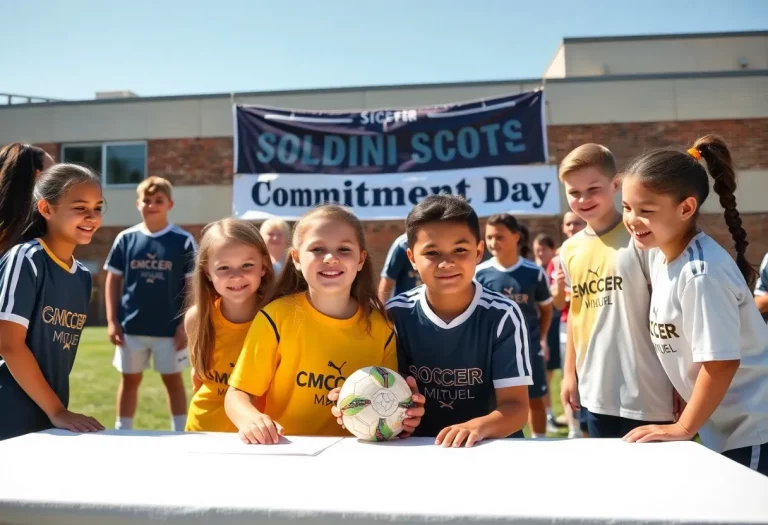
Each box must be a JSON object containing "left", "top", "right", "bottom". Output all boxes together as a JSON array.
[
  {"left": 104, "top": 177, "right": 197, "bottom": 431},
  {"left": 386, "top": 195, "right": 532, "bottom": 447},
  {"left": 476, "top": 214, "right": 553, "bottom": 438}
]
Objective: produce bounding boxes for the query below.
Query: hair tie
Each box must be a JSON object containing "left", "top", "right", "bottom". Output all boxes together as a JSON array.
[{"left": 687, "top": 147, "right": 702, "bottom": 160}]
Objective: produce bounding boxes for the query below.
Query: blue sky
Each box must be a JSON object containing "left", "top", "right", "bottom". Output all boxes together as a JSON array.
[{"left": 1, "top": 0, "right": 765, "bottom": 101}]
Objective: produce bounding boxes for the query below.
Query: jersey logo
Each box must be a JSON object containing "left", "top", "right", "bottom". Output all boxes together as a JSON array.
[
  {"left": 438, "top": 400, "right": 454, "bottom": 410},
  {"left": 587, "top": 266, "right": 601, "bottom": 278},
  {"left": 503, "top": 287, "right": 514, "bottom": 296},
  {"left": 327, "top": 360, "right": 346, "bottom": 376},
  {"left": 129, "top": 252, "right": 174, "bottom": 283}
]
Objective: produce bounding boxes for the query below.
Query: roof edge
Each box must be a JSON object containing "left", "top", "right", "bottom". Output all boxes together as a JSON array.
[
  {"left": 0, "top": 77, "right": 542, "bottom": 110},
  {"left": 563, "top": 30, "right": 768, "bottom": 44}
]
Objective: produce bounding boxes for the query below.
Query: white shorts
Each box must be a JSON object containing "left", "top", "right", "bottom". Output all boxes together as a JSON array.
[{"left": 113, "top": 335, "right": 189, "bottom": 375}]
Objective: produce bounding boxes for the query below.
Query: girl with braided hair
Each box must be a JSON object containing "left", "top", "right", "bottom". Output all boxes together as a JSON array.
[{"left": 620, "top": 134, "right": 768, "bottom": 475}]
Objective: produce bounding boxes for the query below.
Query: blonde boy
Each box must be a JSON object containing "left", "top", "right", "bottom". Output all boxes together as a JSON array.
[
  {"left": 104, "top": 177, "right": 197, "bottom": 431},
  {"left": 557, "top": 144, "right": 674, "bottom": 437}
]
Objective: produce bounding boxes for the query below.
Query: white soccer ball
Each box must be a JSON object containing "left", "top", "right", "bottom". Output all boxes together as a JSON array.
[{"left": 337, "top": 366, "right": 413, "bottom": 441}]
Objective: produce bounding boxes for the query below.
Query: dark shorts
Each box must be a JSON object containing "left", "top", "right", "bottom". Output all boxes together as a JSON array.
[
  {"left": 545, "top": 312, "right": 561, "bottom": 371},
  {"left": 585, "top": 410, "right": 672, "bottom": 439},
  {"left": 722, "top": 442, "right": 768, "bottom": 476},
  {"left": 528, "top": 345, "right": 548, "bottom": 400}
]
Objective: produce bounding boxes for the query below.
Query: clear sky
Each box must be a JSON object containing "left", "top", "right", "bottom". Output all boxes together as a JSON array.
[{"left": 1, "top": 0, "right": 766, "bottom": 101}]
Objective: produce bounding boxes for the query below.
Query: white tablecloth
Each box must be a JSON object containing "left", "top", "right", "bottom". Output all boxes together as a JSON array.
[{"left": 1, "top": 430, "right": 767, "bottom": 525}]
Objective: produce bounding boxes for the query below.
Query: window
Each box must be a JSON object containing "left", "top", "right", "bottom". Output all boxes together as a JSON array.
[{"left": 62, "top": 142, "right": 147, "bottom": 187}]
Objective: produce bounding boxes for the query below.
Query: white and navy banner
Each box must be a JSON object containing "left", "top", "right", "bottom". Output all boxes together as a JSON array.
[{"left": 232, "top": 89, "right": 558, "bottom": 220}]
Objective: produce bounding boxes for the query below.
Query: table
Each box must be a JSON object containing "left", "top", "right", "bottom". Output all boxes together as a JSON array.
[{"left": 1, "top": 430, "right": 767, "bottom": 525}]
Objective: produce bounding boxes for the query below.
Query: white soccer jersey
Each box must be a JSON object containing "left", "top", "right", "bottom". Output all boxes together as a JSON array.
[{"left": 647, "top": 232, "right": 768, "bottom": 452}]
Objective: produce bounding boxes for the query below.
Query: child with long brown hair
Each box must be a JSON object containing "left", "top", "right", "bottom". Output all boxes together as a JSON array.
[
  {"left": 621, "top": 135, "right": 768, "bottom": 475},
  {"left": 225, "top": 204, "right": 424, "bottom": 444},
  {"left": 184, "top": 218, "right": 275, "bottom": 433}
]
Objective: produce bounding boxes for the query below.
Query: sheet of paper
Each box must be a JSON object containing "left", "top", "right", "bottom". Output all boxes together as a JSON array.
[{"left": 184, "top": 433, "right": 345, "bottom": 456}]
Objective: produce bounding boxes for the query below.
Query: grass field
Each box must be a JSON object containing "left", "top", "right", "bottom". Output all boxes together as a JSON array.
[{"left": 69, "top": 327, "right": 569, "bottom": 436}]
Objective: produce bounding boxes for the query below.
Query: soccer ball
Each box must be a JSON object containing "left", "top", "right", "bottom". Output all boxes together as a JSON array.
[{"left": 337, "top": 366, "right": 413, "bottom": 441}]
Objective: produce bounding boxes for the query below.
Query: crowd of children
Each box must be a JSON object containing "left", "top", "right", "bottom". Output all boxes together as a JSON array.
[{"left": 0, "top": 134, "right": 766, "bottom": 474}]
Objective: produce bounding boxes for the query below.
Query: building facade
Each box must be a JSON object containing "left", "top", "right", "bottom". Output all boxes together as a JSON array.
[{"left": 2, "top": 31, "right": 768, "bottom": 323}]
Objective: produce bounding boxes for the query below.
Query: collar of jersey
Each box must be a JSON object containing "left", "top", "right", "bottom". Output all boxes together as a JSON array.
[
  {"left": 137, "top": 223, "right": 175, "bottom": 237},
  {"left": 213, "top": 297, "right": 252, "bottom": 330},
  {"left": 490, "top": 257, "right": 524, "bottom": 273},
  {"left": 418, "top": 279, "right": 483, "bottom": 330},
  {"left": 299, "top": 292, "right": 364, "bottom": 328},
  {"left": 37, "top": 238, "right": 77, "bottom": 274}
]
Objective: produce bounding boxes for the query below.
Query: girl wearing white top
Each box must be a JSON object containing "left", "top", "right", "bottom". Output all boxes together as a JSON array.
[{"left": 621, "top": 134, "right": 768, "bottom": 476}]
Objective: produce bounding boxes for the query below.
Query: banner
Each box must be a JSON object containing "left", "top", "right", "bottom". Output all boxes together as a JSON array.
[
  {"left": 234, "top": 90, "right": 547, "bottom": 175},
  {"left": 232, "top": 165, "right": 559, "bottom": 221},
  {"left": 232, "top": 89, "right": 558, "bottom": 220}
]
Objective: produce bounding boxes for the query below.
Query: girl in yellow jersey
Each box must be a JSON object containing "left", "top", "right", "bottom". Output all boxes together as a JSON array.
[
  {"left": 225, "top": 205, "right": 425, "bottom": 444},
  {"left": 184, "top": 218, "right": 275, "bottom": 432}
]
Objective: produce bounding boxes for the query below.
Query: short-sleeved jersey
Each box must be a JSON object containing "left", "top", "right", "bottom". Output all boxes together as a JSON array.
[
  {"left": 647, "top": 232, "right": 768, "bottom": 453},
  {"left": 475, "top": 257, "right": 553, "bottom": 347},
  {"left": 185, "top": 300, "right": 251, "bottom": 433},
  {"left": 386, "top": 282, "right": 532, "bottom": 438},
  {"left": 559, "top": 222, "right": 673, "bottom": 421},
  {"left": 0, "top": 240, "right": 91, "bottom": 440},
  {"left": 755, "top": 253, "right": 768, "bottom": 322},
  {"left": 381, "top": 234, "right": 422, "bottom": 297},
  {"left": 104, "top": 224, "right": 196, "bottom": 338},
  {"left": 229, "top": 293, "right": 397, "bottom": 437}
]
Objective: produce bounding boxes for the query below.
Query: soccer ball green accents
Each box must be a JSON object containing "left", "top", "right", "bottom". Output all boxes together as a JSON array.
[{"left": 337, "top": 366, "right": 413, "bottom": 441}]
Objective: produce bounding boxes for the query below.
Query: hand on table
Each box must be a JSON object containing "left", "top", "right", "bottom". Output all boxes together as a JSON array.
[
  {"left": 623, "top": 422, "right": 694, "bottom": 443},
  {"left": 436, "top": 420, "right": 486, "bottom": 448},
  {"left": 50, "top": 409, "right": 104, "bottom": 433},
  {"left": 238, "top": 414, "right": 284, "bottom": 445}
]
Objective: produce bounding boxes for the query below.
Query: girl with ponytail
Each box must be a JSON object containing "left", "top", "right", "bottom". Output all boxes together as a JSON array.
[
  {"left": 225, "top": 205, "right": 424, "bottom": 444},
  {"left": 0, "top": 162, "right": 105, "bottom": 440},
  {"left": 0, "top": 143, "right": 54, "bottom": 253},
  {"left": 620, "top": 135, "right": 768, "bottom": 475}
]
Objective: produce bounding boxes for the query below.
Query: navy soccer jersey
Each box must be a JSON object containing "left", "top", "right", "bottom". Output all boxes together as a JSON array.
[
  {"left": 0, "top": 240, "right": 92, "bottom": 440},
  {"left": 475, "top": 258, "right": 553, "bottom": 346},
  {"left": 381, "top": 234, "right": 422, "bottom": 297},
  {"left": 386, "top": 282, "right": 532, "bottom": 437},
  {"left": 104, "top": 224, "right": 196, "bottom": 338}
]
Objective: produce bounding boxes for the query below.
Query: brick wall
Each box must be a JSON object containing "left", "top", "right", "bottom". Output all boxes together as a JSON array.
[
  {"left": 148, "top": 138, "right": 233, "bottom": 185},
  {"left": 36, "top": 143, "right": 60, "bottom": 161},
  {"left": 38, "top": 117, "right": 768, "bottom": 323},
  {"left": 547, "top": 119, "right": 768, "bottom": 170}
]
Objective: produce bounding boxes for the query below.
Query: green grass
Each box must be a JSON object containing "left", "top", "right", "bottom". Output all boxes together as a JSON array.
[
  {"left": 69, "top": 327, "right": 192, "bottom": 431},
  {"left": 70, "top": 327, "right": 569, "bottom": 435}
]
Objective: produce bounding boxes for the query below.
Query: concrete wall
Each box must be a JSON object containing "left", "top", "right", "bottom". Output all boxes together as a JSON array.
[
  {"left": 3, "top": 74, "right": 766, "bottom": 146},
  {"left": 564, "top": 34, "right": 768, "bottom": 76}
]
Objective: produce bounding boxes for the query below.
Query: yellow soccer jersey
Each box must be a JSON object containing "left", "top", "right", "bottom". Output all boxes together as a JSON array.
[
  {"left": 229, "top": 293, "right": 398, "bottom": 437},
  {"left": 559, "top": 222, "right": 673, "bottom": 421},
  {"left": 186, "top": 300, "right": 252, "bottom": 433}
]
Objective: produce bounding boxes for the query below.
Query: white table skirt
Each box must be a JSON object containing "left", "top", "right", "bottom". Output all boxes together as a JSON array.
[{"left": 1, "top": 430, "right": 767, "bottom": 525}]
